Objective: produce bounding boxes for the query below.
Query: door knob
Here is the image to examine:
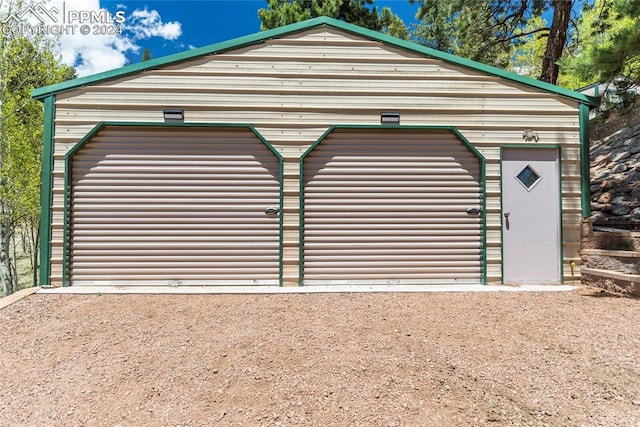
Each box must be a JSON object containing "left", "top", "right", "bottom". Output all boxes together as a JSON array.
[
  {"left": 504, "top": 211, "right": 510, "bottom": 218},
  {"left": 264, "top": 207, "right": 280, "bottom": 216}
]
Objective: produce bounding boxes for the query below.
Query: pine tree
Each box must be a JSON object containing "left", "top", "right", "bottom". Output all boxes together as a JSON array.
[
  {"left": 141, "top": 48, "right": 152, "bottom": 62},
  {"left": 258, "top": 0, "right": 408, "bottom": 39}
]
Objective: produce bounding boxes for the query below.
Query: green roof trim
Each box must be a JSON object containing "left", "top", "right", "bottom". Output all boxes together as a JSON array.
[
  {"left": 32, "top": 16, "right": 598, "bottom": 106},
  {"left": 579, "top": 103, "right": 591, "bottom": 218},
  {"left": 38, "top": 95, "right": 55, "bottom": 286}
]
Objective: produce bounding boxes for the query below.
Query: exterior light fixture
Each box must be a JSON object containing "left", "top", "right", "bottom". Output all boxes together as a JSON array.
[
  {"left": 163, "top": 108, "right": 184, "bottom": 121},
  {"left": 380, "top": 112, "right": 400, "bottom": 124}
]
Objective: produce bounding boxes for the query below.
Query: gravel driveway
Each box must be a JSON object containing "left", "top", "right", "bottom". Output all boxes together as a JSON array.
[{"left": 1, "top": 290, "right": 639, "bottom": 426}]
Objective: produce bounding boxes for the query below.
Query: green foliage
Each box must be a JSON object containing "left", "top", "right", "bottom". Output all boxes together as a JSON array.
[
  {"left": 410, "top": 0, "right": 457, "bottom": 52},
  {"left": 0, "top": 36, "right": 75, "bottom": 293},
  {"left": 258, "top": 0, "right": 408, "bottom": 39},
  {"left": 509, "top": 16, "right": 548, "bottom": 78},
  {"left": 559, "top": 0, "right": 640, "bottom": 88},
  {"left": 1, "top": 37, "right": 74, "bottom": 223},
  {"left": 141, "top": 47, "right": 152, "bottom": 62},
  {"left": 411, "top": 0, "right": 547, "bottom": 68},
  {"left": 379, "top": 6, "right": 408, "bottom": 40}
]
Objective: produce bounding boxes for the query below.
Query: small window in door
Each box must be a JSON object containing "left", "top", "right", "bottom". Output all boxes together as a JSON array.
[{"left": 516, "top": 165, "right": 542, "bottom": 191}]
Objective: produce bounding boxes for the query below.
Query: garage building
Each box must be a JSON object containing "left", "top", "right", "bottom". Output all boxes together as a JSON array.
[{"left": 33, "top": 17, "right": 597, "bottom": 287}]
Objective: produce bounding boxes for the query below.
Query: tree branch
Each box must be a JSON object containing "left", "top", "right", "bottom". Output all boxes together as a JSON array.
[{"left": 503, "top": 26, "right": 551, "bottom": 42}]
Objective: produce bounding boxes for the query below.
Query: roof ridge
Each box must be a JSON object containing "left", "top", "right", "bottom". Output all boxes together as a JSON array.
[{"left": 32, "top": 16, "right": 598, "bottom": 106}]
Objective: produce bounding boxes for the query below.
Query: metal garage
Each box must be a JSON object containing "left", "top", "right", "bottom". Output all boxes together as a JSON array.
[
  {"left": 34, "top": 17, "right": 597, "bottom": 287},
  {"left": 301, "top": 127, "right": 484, "bottom": 285},
  {"left": 66, "top": 125, "right": 282, "bottom": 286}
]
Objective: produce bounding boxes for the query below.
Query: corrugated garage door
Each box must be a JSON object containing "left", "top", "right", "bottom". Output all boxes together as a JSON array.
[
  {"left": 302, "top": 128, "right": 483, "bottom": 285},
  {"left": 69, "top": 126, "right": 282, "bottom": 285}
]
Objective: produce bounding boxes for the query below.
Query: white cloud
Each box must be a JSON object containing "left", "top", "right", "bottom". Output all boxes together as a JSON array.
[
  {"left": 0, "top": 0, "right": 183, "bottom": 77},
  {"left": 128, "top": 8, "right": 181, "bottom": 40},
  {"left": 47, "top": 0, "right": 183, "bottom": 77}
]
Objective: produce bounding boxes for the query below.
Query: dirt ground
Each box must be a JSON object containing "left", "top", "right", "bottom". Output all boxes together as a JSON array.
[{"left": 0, "top": 290, "right": 639, "bottom": 426}]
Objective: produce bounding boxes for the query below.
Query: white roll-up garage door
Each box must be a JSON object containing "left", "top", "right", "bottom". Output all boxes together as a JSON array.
[
  {"left": 302, "top": 128, "right": 483, "bottom": 285},
  {"left": 68, "top": 126, "right": 282, "bottom": 286}
]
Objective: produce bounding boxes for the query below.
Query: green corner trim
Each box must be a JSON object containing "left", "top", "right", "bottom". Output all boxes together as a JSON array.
[
  {"left": 299, "top": 125, "right": 487, "bottom": 286},
  {"left": 579, "top": 104, "right": 591, "bottom": 218},
  {"left": 62, "top": 122, "right": 109, "bottom": 285},
  {"left": 32, "top": 17, "right": 598, "bottom": 107},
  {"left": 558, "top": 148, "right": 565, "bottom": 283},
  {"left": 38, "top": 96, "right": 55, "bottom": 286},
  {"left": 62, "top": 122, "right": 284, "bottom": 286}
]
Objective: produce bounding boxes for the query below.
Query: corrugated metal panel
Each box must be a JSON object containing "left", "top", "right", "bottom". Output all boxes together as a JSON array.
[
  {"left": 69, "top": 127, "right": 281, "bottom": 285},
  {"left": 302, "top": 129, "right": 482, "bottom": 285},
  {"left": 54, "top": 110, "right": 580, "bottom": 133},
  {"left": 56, "top": 83, "right": 580, "bottom": 110}
]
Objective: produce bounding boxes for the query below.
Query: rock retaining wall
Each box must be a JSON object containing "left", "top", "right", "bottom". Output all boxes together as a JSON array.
[
  {"left": 581, "top": 105, "right": 640, "bottom": 296},
  {"left": 590, "top": 121, "right": 640, "bottom": 221}
]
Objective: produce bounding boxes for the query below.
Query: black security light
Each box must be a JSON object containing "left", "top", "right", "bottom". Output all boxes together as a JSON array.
[
  {"left": 163, "top": 108, "right": 184, "bottom": 121},
  {"left": 380, "top": 112, "right": 400, "bottom": 124}
]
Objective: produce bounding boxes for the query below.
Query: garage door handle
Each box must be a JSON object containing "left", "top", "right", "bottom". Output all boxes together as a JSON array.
[
  {"left": 265, "top": 207, "right": 280, "bottom": 216},
  {"left": 466, "top": 207, "right": 482, "bottom": 215}
]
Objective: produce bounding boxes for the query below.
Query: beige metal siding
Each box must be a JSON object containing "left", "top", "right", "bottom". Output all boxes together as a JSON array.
[
  {"left": 69, "top": 126, "right": 281, "bottom": 285},
  {"left": 45, "top": 26, "right": 584, "bottom": 286},
  {"left": 302, "top": 129, "right": 482, "bottom": 284}
]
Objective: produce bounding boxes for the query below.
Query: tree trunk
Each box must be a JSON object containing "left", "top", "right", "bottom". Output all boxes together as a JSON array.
[
  {"left": 11, "top": 231, "right": 18, "bottom": 292},
  {"left": 30, "top": 222, "right": 39, "bottom": 287},
  {"left": 1, "top": 215, "right": 15, "bottom": 296},
  {"left": 540, "top": 0, "right": 571, "bottom": 84}
]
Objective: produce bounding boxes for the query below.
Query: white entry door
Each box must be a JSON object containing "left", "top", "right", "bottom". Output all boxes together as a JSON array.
[{"left": 501, "top": 147, "right": 561, "bottom": 284}]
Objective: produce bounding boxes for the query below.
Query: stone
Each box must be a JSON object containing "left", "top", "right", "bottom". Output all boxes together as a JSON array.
[
  {"left": 617, "top": 184, "right": 633, "bottom": 193},
  {"left": 612, "top": 205, "right": 631, "bottom": 216},
  {"left": 625, "top": 170, "right": 640, "bottom": 185},
  {"left": 612, "top": 150, "right": 631, "bottom": 162},
  {"left": 603, "top": 178, "right": 617, "bottom": 190},
  {"left": 595, "top": 169, "right": 610, "bottom": 180},
  {"left": 595, "top": 153, "right": 611, "bottom": 165},
  {"left": 632, "top": 400, "right": 640, "bottom": 406},
  {"left": 591, "top": 145, "right": 605, "bottom": 157},
  {"left": 598, "top": 192, "right": 615, "bottom": 204},
  {"left": 591, "top": 212, "right": 608, "bottom": 221},
  {"left": 613, "top": 196, "right": 639, "bottom": 206},
  {"left": 590, "top": 184, "right": 602, "bottom": 193},
  {"left": 630, "top": 145, "right": 640, "bottom": 155},
  {"left": 631, "top": 208, "right": 640, "bottom": 220},
  {"left": 611, "top": 163, "right": 628, "bottom": 174}
]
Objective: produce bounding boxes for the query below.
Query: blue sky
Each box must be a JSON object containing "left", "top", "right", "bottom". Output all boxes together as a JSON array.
[
  {"left": 102, "top": 1, "right": 420, "bottom": 57},
  {"left": 69, "top": 0, "right": 421, "bottom": 76},
  {"left": 12, "top": 1, "right": 569, "bottom": 77}
]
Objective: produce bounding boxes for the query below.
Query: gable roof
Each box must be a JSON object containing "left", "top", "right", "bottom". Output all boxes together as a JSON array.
[{"left": 32, "top": 16, "right": 598, "bottom": 106}]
